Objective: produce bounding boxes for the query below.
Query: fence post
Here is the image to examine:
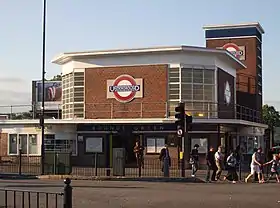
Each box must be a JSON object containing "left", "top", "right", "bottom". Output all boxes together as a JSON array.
[
  {"left": 18, "top": 148, "right": 22, "bottom": 176},
  {"left": 64, "top": 178, "right": 72, "bottom": 208}
]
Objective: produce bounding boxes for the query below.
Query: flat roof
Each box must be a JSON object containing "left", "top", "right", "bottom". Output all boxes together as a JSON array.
[
  {"left": 51, "top": 45, "right": 246, "bottom": 69},
  {"left": 203, "top": 22, "right": 265, "bottom": 34}
]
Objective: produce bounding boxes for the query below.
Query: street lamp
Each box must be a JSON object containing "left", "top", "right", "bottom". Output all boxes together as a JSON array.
[{"left": 40, "top": 0, "right": 47, "bottom": 175}]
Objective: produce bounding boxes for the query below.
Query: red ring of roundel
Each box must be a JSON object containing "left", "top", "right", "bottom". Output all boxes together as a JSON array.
[
  {"left": 112, "top": 75, "right": 137, "bottom": 102},
  {"left": 223, "top": 43, "right": 240, "bottom": 59}
]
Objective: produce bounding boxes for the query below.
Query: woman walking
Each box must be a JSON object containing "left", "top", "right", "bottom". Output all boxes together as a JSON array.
[
  {"left": 245, "top": 147, "right": 263, "bottom": 183},
  {"left": 224, "top": 151, "right": 238, "bottom": 184}
]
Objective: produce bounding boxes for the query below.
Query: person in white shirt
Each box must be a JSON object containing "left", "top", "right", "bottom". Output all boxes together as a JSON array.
[
  {"left": 245, "top": 148, "right": 262, "bottom": 183},
  {"left": 215, "top": 146, "right": 224, "bottom": 180}
]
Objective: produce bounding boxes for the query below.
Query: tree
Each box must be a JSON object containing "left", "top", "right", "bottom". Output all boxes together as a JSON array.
[
  {"left": 49, "top": 74, "right": 62, "bottom": 81},
  {"left": 263, "top": 104, "right": 280, "bottom": 147},
  {"left": 262, "top": 104, "right": 280, "bottom": 128}
]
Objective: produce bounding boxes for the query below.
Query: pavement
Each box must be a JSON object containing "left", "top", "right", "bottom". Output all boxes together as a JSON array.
[{"left": 1, "top": 179, "right": 280, "bottom": 208}]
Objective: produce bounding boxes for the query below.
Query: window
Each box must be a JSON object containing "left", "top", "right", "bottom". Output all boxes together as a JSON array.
[
  {"left": 29, "top": 135, "right": 38, "bottom": 154},
  {"left": 8, "top": 134, "right": 39, "bottom": 155},
  {"left": 44, "top": 134, "right": 77, "bottom": 155},
  {"left": 146, "top": 138, "right": 165, "bottom": 154},
  {"left": 191, "top": 138, "right": 208, "bottom": 154},
  {"left": 180, "top": 68, "right": 216, "bottom": 117},
  {"left": 19, "top": 134, "right": 28, "bottom": 154},
  {"left": 9, "top": 134, "right": 17, "bottom": 155}
]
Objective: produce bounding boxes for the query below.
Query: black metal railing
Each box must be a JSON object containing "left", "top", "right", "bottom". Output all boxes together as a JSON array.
[
  {"left": 0, "top": 101, "right": 263, "bottom": 123},
  {"left": 0, "top": 178, "right": 72, "bottom": 208}
]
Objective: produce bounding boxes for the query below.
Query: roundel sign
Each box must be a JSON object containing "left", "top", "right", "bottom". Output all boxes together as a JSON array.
[
  {"left": 223, "top": 43, "right": 244, "bottom": 59},
  {"left": 108, "top": 75, "right": 142, "bottom": 103}
]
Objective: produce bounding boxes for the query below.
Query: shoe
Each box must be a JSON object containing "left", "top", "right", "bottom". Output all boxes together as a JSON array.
[
  {"left": 245, "top": 178, "right": 248, "bottom": 183},
  {"left": 232, "top": 181, "right": 236, "bottom": 184},
  {"left": 191, "top": 175, "right": 195, "bottom": 177}
]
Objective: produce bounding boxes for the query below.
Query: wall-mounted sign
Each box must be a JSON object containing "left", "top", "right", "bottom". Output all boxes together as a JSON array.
[
  {"left": 107, "top": 75, "right": 143, "bottom": 103},
  {"left": 85, "top": 137, "right": 103, "bottom": 153},
  {"left": 222, "top": 43, "right": 245, "bottom": 61},
  {"left": 224, "top": 81, "right": 231, "bottom": 105}
]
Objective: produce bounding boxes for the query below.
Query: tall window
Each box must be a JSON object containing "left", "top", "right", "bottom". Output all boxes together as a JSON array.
[
  {"left": 181, "top": 68, "right": 215, "bottom": 118},
  {"left": 8, "top": 134, "right": 39, "bottom": 155},
  {"left": 62, "top": 70, "right": 85, "bottom": 119},
  {"left": 168, "top": 67, "right": 180, "bottom": 116}
]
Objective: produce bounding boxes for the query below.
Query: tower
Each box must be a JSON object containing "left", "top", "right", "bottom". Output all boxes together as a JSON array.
[{"left": 203, "top": 23, "right": 265, "bottom": 118}]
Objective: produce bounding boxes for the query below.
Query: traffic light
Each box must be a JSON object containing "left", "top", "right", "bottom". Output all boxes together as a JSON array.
[{"left": 175, "top": 102, "right": 185, "bottom": 131}]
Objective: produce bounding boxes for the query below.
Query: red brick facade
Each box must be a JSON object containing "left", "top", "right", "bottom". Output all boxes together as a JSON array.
[
  {"left": 206, "top": 38, "right": 258, "bottom": 94},
  {"left": 84, "top": 64, "right": 168, "bottom": 119},
  {"left": 0, "top": 133, "right": 8, "bottom": 158}
]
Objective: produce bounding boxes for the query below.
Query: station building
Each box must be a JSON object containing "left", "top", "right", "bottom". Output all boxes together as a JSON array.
[{"left": 0, "top": 23, "right": 267, "bottom": 168}]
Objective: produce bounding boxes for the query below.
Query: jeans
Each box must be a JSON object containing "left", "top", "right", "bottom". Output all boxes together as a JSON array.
[
  {"left": 206, "top": 165, "right": 217, "bottom": 182},
  {"left": 191, "top": 162, "right": 198, "bottom": 175}
]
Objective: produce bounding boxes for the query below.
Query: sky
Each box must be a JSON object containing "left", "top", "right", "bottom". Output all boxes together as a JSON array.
[{"left": 0, "top": 0, "right": 279, "bottom": 111}]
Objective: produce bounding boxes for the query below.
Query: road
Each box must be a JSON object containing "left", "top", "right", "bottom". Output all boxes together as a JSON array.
[{"left": 0, "top": 179, "right": 280, "bottom": 208}]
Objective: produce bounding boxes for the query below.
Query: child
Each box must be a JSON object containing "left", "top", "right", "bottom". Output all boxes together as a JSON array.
[{"left": 263, "top": 155, "right": 280, "bottom": 183}]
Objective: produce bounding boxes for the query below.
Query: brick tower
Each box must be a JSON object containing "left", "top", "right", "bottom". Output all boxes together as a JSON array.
[{"left": 203, "top": 23, "right": 265, "bottom": 118}]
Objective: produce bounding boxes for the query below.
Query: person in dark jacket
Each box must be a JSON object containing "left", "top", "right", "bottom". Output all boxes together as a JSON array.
[
  {"left": 224, "top": 150, "right": 238, "bottom": 184},
  {"left": 190, "top": 144, "right": 199, "bottom": 177},
  {"left": 159, "top": 144, "right": 171, "bottom": 172},
  {"left": 206, "top": 147, "right": 217, "bottom": 182}
]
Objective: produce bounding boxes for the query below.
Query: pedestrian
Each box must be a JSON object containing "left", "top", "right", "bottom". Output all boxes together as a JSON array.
[
  {"left": 214, "top": 146, "right": 224, "bottom": 180},
  {"left": 190, "top": 144, "right": 199, "bottom": 177},
  {"left": 245, "top": 147, "right": 263, "bottom": 183},
  {"left": 263, "top": 154, "right": 280, "bottom": 183},
  {"left": 159, "top": 144, "right": 171, "bottom": 172},
  {"left": 206, "top": 147, "right": 217, "bottom": 182},
  {"left": 133, "top": 141, "right": 145, "bottom": 168},
  {"left": 224, "top": 150, "right": 238, "bottom": 184}
]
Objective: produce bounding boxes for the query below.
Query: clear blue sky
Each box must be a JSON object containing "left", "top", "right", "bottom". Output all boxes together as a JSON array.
[{"left": 0, "top": 0, "right": 279, "bottom": 108}]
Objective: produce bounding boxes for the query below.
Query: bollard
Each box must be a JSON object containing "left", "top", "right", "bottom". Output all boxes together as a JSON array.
[
  {"left": 64, "top": 178, "right": 72, "bottom": 208},
  {"left": 163, "top": 157, "right": 170, "bottom": 177}
]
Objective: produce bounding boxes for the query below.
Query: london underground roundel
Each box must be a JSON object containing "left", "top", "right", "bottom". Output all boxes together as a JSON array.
[
  {"left": 109, "top": 75, "right": 141, "bottom": 103},
  {"left": 223, "top": 43, "right": 243, "bottom": 59}
]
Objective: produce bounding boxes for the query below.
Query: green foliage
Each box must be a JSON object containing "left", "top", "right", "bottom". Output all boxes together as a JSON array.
[
  {"left": 49, "top": 74, "right": 62, "bottom": 81},
  {"left": 263, "top": 104, "right": 280, "bottom": 128}
]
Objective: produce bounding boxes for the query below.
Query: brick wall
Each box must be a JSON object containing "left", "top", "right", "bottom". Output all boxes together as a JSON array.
[
  {"left": 84, "top": 64, "right": 168, "bottom": 119},
  {"left": 206, "top": 37, "right": 258, "bottom": 94},
  {"left": 0, "top": 133, "right": 8, "bottom": 157}
]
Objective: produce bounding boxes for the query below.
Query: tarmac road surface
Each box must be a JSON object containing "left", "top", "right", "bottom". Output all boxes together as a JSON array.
[{"left": 0, "top": 179, "right": 280, "bottom": 208}]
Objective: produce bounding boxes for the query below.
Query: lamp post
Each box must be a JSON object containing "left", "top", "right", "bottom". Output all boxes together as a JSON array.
[{"left": 40, "top": 0, "right": 47, "bottom": 175}]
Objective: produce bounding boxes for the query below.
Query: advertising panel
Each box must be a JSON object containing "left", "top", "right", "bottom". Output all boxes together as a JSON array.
[{"left": 34, "top": 81, "right": 62, "bottom": 110}]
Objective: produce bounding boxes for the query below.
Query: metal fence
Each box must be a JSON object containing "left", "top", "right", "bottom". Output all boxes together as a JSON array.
[
  {"left": 0, "top": 178, "right": 72, "bottom": 208},
  {"left": 0, "top": 156, "right": 255, "bottom": 180},
  {"left": 0, "top": 101, "right": 262, "bottom": 123}
]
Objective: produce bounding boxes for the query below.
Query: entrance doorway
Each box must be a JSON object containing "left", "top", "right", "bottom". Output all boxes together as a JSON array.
[{"left": 112, "top": 133, "right": 137, "bottom": 167}]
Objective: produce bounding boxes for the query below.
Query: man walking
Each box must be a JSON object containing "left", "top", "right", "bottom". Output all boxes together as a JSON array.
[
  {"left": 215, "top": 146, "right": 224, "bottom": 180},
  {"left": 206, "top": 147, "right": 217, "bottom": 182},
  {"left": 190, "top": 144, "right": 199, "bottom": 177}
]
